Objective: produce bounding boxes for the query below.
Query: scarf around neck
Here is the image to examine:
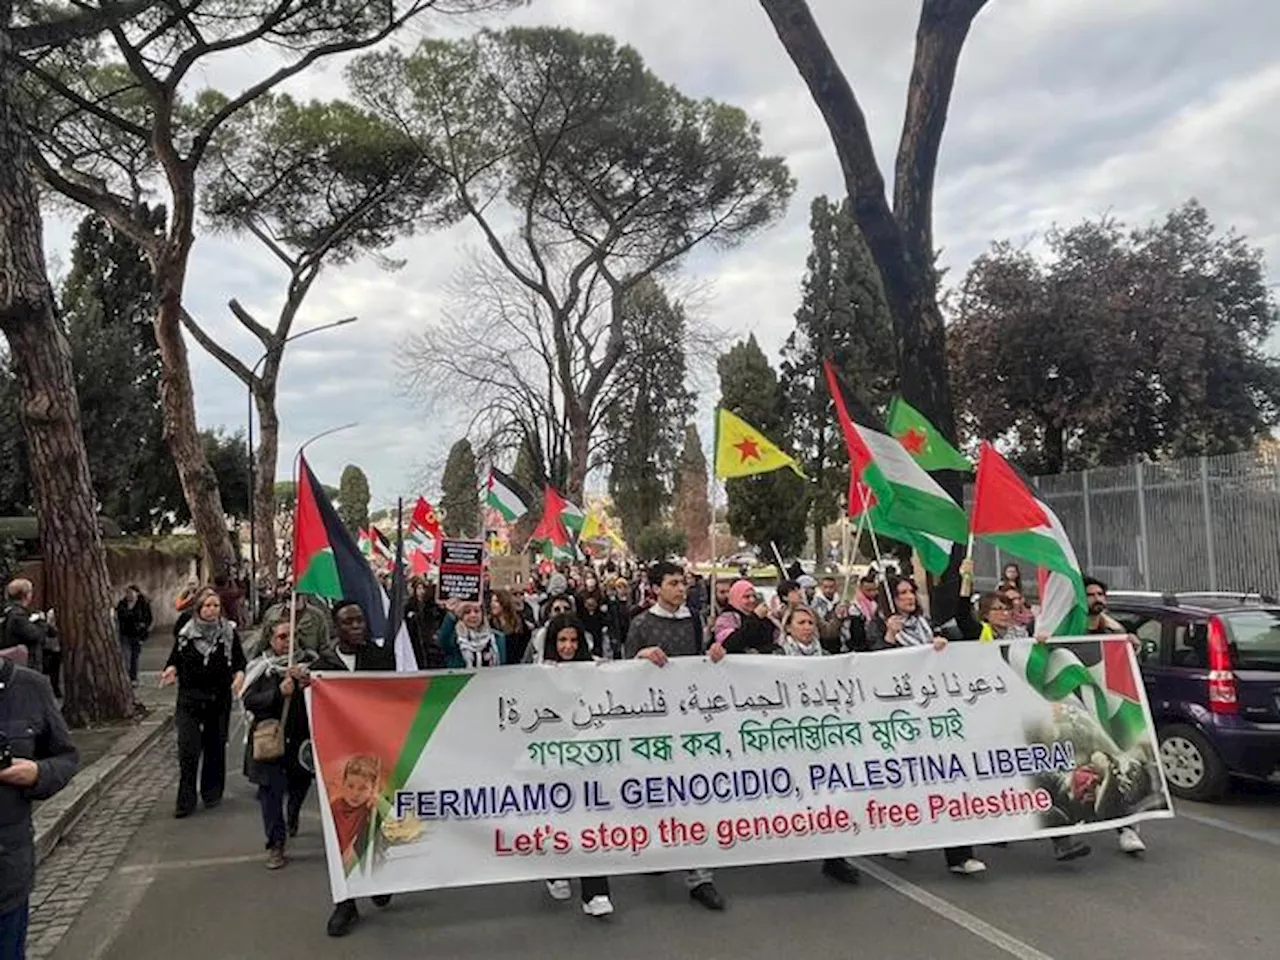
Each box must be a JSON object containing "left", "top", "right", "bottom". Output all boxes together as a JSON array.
[
  {"left": 894, "top": 612, "right": 935, "bottom": 647},
  {"left": 456, "top": 619, "right": 498, "bottom": 668},
  {"left": 180, "top": 615, "right": 234, "bottom": 666},
  {"left": 779, "top": 635, "right": 823, "bottom": 657}
]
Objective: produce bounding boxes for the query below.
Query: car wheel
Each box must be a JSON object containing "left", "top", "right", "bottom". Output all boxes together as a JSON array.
[{"left": 1158, "top": 723, "right": 1228, "bottom": 802}]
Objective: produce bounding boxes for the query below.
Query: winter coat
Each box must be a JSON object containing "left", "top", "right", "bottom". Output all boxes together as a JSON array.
[
  {"left": 241, "top": 666, "right": 312, "bottom": 787},
  {"left": 0, "top": 659, "right": 78, "bottom": 913},
  {"left": 116, "top": 596, "right": 153, "bottom": 643}
]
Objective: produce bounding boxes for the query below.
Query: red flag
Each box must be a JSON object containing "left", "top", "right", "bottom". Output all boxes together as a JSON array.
[
  {"left": 410, "top": 497, "right": 443, "bottom": 539},
  {"left": 971, "top": 442, "right": 1049, "bottom": 536},
  {"left": 410, "top": 550, "right": 432, "bottom": 577},
  {"left": 530, "top": 485, "right": 571, "bottom": 547}
]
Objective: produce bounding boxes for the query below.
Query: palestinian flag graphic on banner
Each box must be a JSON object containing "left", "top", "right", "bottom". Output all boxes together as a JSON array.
[
  {"left": 1003, "top": 639, "right": 1149, "bottom": 750},
  {"left": 309, "top": 673, "right": 475, "bottom": 875}
]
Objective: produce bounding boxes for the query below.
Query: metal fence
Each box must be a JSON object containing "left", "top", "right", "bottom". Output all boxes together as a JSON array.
[{"left": 967, "top": 449, "right": 1280, "bottom": 597}]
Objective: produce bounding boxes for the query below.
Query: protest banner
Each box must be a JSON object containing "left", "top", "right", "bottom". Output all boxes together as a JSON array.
[
  {"left": 306, "top": 638, "right": 1172, "bottom": 901},
  {"left": 438, "top": 538, "right": 485, "bottom": 602},
  {"left": 488, "top": 554, "right": 530, "bottom": 591}
]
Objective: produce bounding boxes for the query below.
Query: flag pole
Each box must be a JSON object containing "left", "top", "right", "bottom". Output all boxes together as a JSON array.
[
  {"left": 706, "top": 476, "right": 717, "bottom": 623},
  {"left": 855, "top": 482, "right": 895, "bottom": 615}
]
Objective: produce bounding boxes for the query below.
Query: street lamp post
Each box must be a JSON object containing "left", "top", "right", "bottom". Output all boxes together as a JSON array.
[{"left": 246, "top": 315, "right": 357, "bottom": 621}]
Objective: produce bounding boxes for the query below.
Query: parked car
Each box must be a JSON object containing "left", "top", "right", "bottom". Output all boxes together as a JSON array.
[{"left": 1107, "top": 592, "right": 1280, "bottom": 801}]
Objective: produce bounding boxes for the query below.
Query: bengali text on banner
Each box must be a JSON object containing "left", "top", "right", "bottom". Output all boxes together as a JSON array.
[{"left": 305, "top": 638, "right": 1173, "bottom": 901}]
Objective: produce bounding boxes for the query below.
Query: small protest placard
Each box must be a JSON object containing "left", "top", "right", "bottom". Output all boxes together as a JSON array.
[{"left": 439, "top": 538, "right": 486, "bottom": 602}]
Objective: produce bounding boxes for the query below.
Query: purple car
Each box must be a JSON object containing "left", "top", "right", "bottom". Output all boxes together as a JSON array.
[{"left": 1108, "top": 592, "right": 1280, "bottom": 801}]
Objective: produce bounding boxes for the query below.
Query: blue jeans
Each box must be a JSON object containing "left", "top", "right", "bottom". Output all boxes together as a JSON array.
[
  {"left": 256, "top": 762, "right": 313, "bottom": 850},
  {"left": 0, "top": 900, "right": 29, "bottom": 960}
]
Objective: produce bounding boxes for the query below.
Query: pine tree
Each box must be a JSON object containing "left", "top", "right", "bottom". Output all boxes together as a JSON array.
[
  {"left": 780, "top": 197, "right": 897, "bottom": 557},
  {"left": 511, "top": 434, "right": 543, "bottom": 548},
  {"left": 672, "top": 424, "right": 712, "bottom": 561},
  {"left": 607, "top": 280, "right": 695, "bottom": 544},
  {"left": 440, "top": 439, "right": 480, "bottom": 537},
  {"left": 337, "top": 465, "right": 371, "bottom": 535},
  {"left": 718, "top": 335, "right": 808, "bottom": 556}
]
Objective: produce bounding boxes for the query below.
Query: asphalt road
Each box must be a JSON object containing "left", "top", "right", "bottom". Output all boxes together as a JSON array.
[{"left": 44, "top": 718, "right": 1280, "bottom": 960}]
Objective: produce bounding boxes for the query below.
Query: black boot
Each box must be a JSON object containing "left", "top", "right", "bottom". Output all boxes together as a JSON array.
[
  {"left": 689, "top": 882, "right": 725, "bottom": 911},
  {"left": 821, "top": 858, "right": 861, "bottom": 885},
  {"left": 327, "top": 900, "right": 359, "bottom": 937}
]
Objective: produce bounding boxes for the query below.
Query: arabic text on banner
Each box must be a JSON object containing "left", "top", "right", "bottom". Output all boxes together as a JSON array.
[{"left": 305, "top": 639, "right": 1173, "bottom": 901}]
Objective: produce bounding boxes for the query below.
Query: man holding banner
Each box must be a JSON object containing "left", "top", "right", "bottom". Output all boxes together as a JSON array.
[{"left": 623, "top": 560, "right": 728, "bottom": 911}]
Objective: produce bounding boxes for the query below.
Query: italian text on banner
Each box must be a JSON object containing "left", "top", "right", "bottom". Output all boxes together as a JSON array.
[{"left": 305, "top": 638, "right": 1173, "bottom": 901}]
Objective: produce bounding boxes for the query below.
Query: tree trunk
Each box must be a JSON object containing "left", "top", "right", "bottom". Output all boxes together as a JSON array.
[
  {"left": 0, "top": 12, "right": 132, "bottom": 722},
  {"left": 759, "top": 0, "right": 983, "bottom": 448},
  {"left": 252, "top": 385, "right": 280, "bottom": 587},
  {"left": 152, "top": 234, "right": 235, "bottom": 576},
  {"left": 566, "top": 405, "right": 590, "bottom": 505}
]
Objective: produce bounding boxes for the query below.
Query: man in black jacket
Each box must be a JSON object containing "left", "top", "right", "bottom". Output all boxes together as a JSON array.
[
  {"left": 2, "top": 580, "right": 55, "bottom": 674},
  {"left": 0, "top": 655, "right": 79, "bottom": 954}
]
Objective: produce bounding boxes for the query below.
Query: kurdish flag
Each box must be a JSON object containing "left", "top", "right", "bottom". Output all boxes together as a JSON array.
[
  {"left": 886, "top": 396, "right": 971, "bottom": 472},
  {"left": 292, "top": 456, "right": 397, "bottom": 663},
  {"left": 714, "top": 407, "right": 806, "bottom": 480},
  {"left": 486, "top": 468, "right": 533, "bottom": 522},
  {"left": 971, "top": 441, "right": 1086, "bottom": 635},
  {"left": 823, "top": 360, "right": 967, "bottom": 545},
  {"left": 849, "top": 477, "right": 953, "bottom": 575}
]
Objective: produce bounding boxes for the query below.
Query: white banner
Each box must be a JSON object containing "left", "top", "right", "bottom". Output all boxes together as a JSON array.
[{"left": 306, "top": 638, "right": 1172, "bottom": 901}]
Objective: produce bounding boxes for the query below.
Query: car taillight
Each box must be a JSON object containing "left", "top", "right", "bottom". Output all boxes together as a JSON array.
[{"left": 1207, "top": 616, "right": 1237, "bottom": 715}]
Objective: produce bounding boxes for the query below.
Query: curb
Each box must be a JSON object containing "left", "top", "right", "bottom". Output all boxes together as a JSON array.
[{"left": 33, "top": 708, "right": 175, "bottom": 865}]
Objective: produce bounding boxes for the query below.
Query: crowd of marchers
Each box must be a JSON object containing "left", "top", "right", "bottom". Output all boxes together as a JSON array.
[{"left": 137, "top": 553, "right": 1148, "bottom": 941}]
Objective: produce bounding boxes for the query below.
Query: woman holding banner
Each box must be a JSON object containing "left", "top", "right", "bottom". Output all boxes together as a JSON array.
[
  {"left": 538, "top": 614, "right": 616, "bottom": 918},
  {"left": 438, "top": 599, "right": 509, "bottom": 668},
  {"left": 867, "top": 576, "right": 989, "bottom": 876}
]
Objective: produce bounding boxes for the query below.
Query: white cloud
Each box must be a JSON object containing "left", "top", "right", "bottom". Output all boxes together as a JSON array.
[{"left": 40, "top": 0, "right": 1280, "bottom": 504}]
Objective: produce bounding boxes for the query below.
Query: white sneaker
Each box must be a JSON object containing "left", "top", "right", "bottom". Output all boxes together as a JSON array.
[
  {"left": 1118, "top": 827, "right": 1146, "bottom": 855},
  {"left": 582, "top": 895, "right": 614, "bottom": 918},
  {"left": 949, "top": 858, "right": 988, "bottom": 876},
  {"left": 884, "top": 851, "right": 910, "bottom": 861},
  {"left": 545, "top": 880, "right": 572, "bottom": 901}
]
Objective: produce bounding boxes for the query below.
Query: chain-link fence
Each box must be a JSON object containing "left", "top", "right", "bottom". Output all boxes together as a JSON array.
[{"left": 967, "top": 449, "right": 1280, "bottom": 597}]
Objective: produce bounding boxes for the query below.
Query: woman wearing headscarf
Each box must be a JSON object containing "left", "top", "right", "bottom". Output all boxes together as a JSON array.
[
  {"left": 437, "top": 599, "right": 509, "bottom": 668},
  {"left": 712, "top": 580, "right": 779, "bottom": 655},
  {"left": 241, "top": 618, "right": 317, "bottom": 868},
  {"left": 865, "top": 576, "right": 987, "bottom": 876},
  {"left": 161, "top": 587, "right": 246, "bottom": 818}
]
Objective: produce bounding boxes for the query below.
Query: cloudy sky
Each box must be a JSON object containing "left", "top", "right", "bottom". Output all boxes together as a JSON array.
[{"left": 43, "top": 0, "right": 1280, "bottom": 508}]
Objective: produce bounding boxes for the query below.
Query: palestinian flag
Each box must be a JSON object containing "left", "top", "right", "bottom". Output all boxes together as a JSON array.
[
  {"left": 972, "top": 442, "right": 1086, "bottom": 635},
  {"left": 529, "top": 484, "right": 572, "bottom": 550},
  {"left": 886, "top": 396, "right": 971, "bottom": 472},
  {"left": 358, "top": 528, "right": 373, "bottom": 559},
  {"left": 823, "top": 360, "right": 968, "bottom": 546},
  {"left": 292, "top": 456, "right": 396, "bottom": 655},
  {"left": 485, "top": 467, "right": 533, "bottom": 522},
  {"left": 849, "top": 477, "right": 952, "bottom": 575},
  {"left": 1004, "top": 638, "right": 1148, "bottom": 750},
  {"left": 560, "top": 495, "right": 585, "bottom": 536}
]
